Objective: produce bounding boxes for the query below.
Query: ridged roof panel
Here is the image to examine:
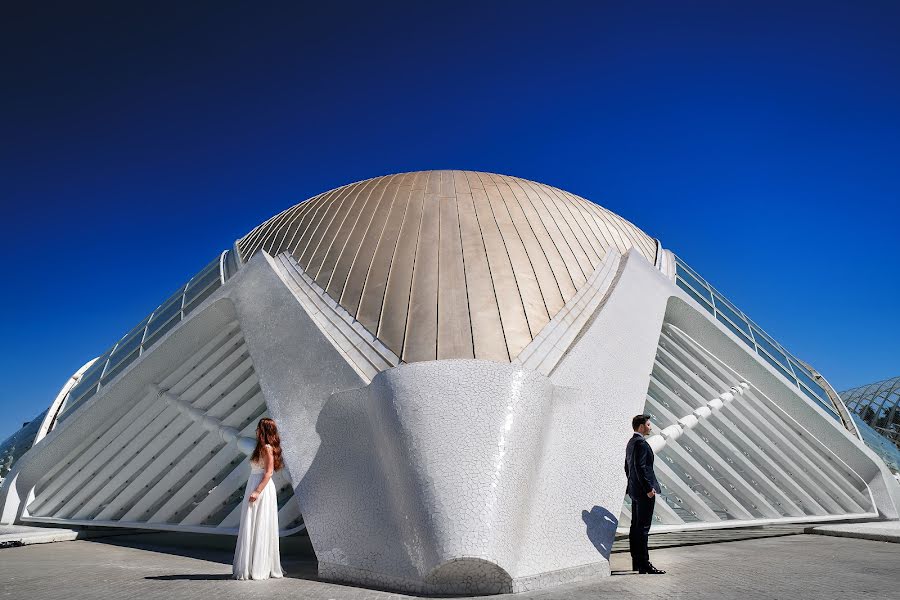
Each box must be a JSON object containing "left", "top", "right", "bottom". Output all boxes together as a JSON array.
[{"left": 237, "top": 171, "right": 657, "bottom": 363}]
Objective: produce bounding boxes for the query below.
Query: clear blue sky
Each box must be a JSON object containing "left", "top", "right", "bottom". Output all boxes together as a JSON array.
[{"left": 2, "top": 1, "right": 899, "bottom": 440}]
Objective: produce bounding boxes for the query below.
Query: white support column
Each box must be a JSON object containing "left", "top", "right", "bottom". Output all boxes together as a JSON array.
[
  {"left": 156, "top": 385, "right": 256, "bottom": 456},
  {"left": 646, "top": 382, "right": 749, "bottom": 454}
]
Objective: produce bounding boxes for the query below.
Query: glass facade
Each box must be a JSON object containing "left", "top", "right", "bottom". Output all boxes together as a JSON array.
[
  {"left": 841, "top": 376, "right": 900, "bottom": 468},
  {"left": 0, "top": 411, "right": 46, "bottom": 481},
  {"left": 850, "top": 415, "right": 900, "bottom": 474},
  {"left": 673, "top": 255, "right": 842, "bottom": 421},
  {"left": 55, "top": 252, "right": 233, "bottom": 423}
]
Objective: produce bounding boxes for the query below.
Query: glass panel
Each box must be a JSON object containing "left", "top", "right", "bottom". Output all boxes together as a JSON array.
[
  {"left": 65, "top": 357, "right": 106, "bottom": 404},
  {"left": 716, "top": 312, "right": 755, "bottom": 349},
  {"left": 59, "top": 384, "right": 99, "bottom": 420},
  {"left": 677, "top": 278, "right": 714, "bottom": 314},
  {"left": 183, "top": 280, "right": 219, "bottom": 315},
  {"left": 789, "top": 358, "right": 815, "bottom": 381},
  {"left": 713, "top": 293, "right": 752, "bottom": 336},
  {"left": 799, "top": 383, "right": 840, "bottom": 419},
  {"left": 186, "top": 262, "right": 221, "bottom": 295},
  {"left": 146, "top": 297, "right": 183, "bottom": 337},
  {"left": 143, "top": 314, "right": 180, "bottom": 350},
  {"left": 790, "top": 360, "right": 830, "bottom": 402},
  {"left": 0, "top": 409, "right": 48, "bottom": 478},
  {"left": 676, "top": 267, "right": 712, "bottom": 302},
  {"left": 674, "top": 256, "right": 708, "bottom": 287},
  {"left": 109, "top": 329, "right": 144, "bottom": 361},
  {"left": 750, "top": 326, "right": 790, "bottom": 368},
  {"left": 101, "top": 349, "right": 139, "bottom": 384},
  {"left": 757, "top": 346, "right": 797, "bottom": 384}
]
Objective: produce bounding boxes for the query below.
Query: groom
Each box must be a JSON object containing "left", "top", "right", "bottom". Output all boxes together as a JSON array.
[{"left": 625, "top": 414, "right": 666, "bottom": 574}]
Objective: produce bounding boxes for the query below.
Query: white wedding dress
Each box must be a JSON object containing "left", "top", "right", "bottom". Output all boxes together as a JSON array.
[{"left": 232, "top": 451, "right": 284, "bottom": 580}]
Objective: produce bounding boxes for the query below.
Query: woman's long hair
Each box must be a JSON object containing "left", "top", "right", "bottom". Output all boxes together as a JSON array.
[{"left": 250, "top": 418, "right": 283, "bottom": 471}]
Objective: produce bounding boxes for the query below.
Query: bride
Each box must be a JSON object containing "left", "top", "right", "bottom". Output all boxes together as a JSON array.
[{"left": 233, "top": 417, "right": 285, "bottom": 580}]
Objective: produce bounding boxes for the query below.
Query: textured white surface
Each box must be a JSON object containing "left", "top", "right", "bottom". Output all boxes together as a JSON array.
[{"left": 300, "top": 359, "right": 613, "bottom": 594}]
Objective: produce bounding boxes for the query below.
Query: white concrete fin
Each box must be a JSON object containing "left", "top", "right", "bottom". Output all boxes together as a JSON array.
[
  {"left": 271, "top": 252, "right": 399, "bottom": 380},
  {"left": 515, "top": 248, "right": 622, "bottom": 375}
]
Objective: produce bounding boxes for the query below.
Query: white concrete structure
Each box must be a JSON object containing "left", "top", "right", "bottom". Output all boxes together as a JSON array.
[{"left": 2, "top": 171, "right": 899, "bottom": 594}]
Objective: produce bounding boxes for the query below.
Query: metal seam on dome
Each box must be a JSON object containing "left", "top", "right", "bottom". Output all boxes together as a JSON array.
[
  {"left": 399, "top": 181, "right": 432, "bottom": 362},
  {"left": 282, "top": 192, "right": 325, "bottom": 256},
  {"left": 507, "top": 176, "right": 577, "bottom": 299},
  {"left": 473, "top": 172, "right": 531, "bottom": 357},
  {"left": 296, "top": 182, "right": 356, "bottom": 267},
  {"left": 305, "top": 179, "right": 367, "bottom": 274},
  {"left": 322, "top": 175, "right": 391, "bottom": 296},
  {"left": 312, "top": 176, "right": 380, "bottom": 287},
  {"left": 481, "top": 172, "right": 549, "bottom": 340},
  {"left": 498, "top": 175, "right": 564, "bottom": 316},
  {"left": 493, "top": 176, "right": 553, "bottom": 336},
  {"left": 444, "top": 179, "right": 475, "bottom": 360},
  {"left": 379, "top": 183, "right": 424, "bottom": 357},
  {"left": 522, "top": 177, "right": 590, "bottom": 286},
  {"left": 339, "top": 175, "right": 402, "bottom": 317},
  {"left": 290, "top": 187, "right": 339, "bottom": 259},
  {"left": 358, "top": 178, "right": 413, "bottom": 334},
  {"left": 549, "top": 185, "right": 603, "bottom": 266},
  {"left": 459, "top": 171, "right": 508, "bottom": 362}
]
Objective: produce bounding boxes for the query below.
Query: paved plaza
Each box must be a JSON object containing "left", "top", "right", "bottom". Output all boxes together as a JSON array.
[{"left": 1, "top": 529, "right": 898, "bottom": 600}]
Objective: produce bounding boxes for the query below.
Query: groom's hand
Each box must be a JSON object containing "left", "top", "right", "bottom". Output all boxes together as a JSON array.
[{"left": 647, "top": 490, "right": 656, "bottom": 498}]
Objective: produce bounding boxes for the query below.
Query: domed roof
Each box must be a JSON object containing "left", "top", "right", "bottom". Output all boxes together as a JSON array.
[{"left": 237, "top": 171, "right": 656, "bottom": 363}]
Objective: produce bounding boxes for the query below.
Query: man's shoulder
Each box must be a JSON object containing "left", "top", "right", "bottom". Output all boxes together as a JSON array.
[{"left": 633, "top": 436, "right": 652, "bottom": 451}]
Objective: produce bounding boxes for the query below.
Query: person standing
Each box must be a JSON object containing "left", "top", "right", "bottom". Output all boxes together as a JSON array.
[
  {"left": 625, "top": 414, "right": 665, "bottom": 574},
  {"left": 233, "top": 418, "right": 285, "bottom": 580}
]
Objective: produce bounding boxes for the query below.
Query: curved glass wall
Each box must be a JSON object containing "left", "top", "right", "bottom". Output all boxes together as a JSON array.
[
  {"left": 55, "top": 251, "right": 234, "bottom": 423},
  {"left": 673, "top": 255, "right": 841, "bottom": 422},
  {"left": 0, "top": 411, "right": 46, "bottom": 481},
  {"left": 849, "top": 415, "right": 900, "bottom": 474},
  {"left": 842, "top": 376, "right": 900, "bottom": 452}
]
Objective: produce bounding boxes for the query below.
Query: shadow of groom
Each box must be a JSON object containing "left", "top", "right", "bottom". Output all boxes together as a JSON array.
[{"left": 582, "top": 505, "right": 619, "bottom": 561}]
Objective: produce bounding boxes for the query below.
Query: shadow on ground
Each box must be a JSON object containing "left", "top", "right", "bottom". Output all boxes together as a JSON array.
[{"left": 86, "top": 531, "right": 319, "bottom": 581}]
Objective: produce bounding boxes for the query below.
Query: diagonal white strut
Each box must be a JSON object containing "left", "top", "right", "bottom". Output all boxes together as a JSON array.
[
  {"left": 149, "top": 384, "right": 257, "bottom": 455},
  {"left": 645, "top": 381, "right": 750, "bottom": 454}
]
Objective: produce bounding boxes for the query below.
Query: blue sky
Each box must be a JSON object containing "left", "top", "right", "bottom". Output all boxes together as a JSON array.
[{"left": 2, "top": 1, "right": 899, "bottom": 440}]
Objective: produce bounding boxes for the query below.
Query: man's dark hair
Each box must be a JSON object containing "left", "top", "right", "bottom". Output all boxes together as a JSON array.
[{"left": 632, "top": 414, "right": 651, "bottom": 430}]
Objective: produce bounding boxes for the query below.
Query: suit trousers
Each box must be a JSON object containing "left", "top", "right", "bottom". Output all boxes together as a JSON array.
[{"left": 629, "top": 494, "right": 655, "bottom": 568}]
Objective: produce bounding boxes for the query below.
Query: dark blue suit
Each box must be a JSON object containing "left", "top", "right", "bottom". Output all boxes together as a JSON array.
[{"left": 625, "top": 432, "right": 660, "bottom": 569}]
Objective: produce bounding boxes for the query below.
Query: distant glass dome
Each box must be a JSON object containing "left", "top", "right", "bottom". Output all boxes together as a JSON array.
[
  {"left": 842, "top": 376, "right": 900, "bottom": 444},
  {"left": 237, "top": 170, "right": 657, "bottom": 363}
]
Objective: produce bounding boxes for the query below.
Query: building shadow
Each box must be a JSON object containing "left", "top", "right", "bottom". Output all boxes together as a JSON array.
[
  {"left": 145, "top": 573, "right": 233, "bottom": 581},
  {"left": 582, "top": 505, "right": 618, "bottom": 560}
]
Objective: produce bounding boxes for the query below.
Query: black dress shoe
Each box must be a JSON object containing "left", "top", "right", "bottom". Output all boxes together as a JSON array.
[{"left": 639, "top": 563, "right": 666, "bottom": 574}]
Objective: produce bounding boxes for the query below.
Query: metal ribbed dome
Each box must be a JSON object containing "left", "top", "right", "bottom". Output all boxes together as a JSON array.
[{"left": 237, "top": 170, "right": 656, "bottom": 363}]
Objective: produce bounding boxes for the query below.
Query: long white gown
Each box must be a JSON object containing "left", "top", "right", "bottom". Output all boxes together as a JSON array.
[{"left": 232, "top": 454, "right": 284, "bottom": 580}]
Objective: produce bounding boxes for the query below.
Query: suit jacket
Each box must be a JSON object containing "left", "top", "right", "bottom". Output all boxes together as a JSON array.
[{"left": 625, "top": 433, "right": 661, "bottom": 499}]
